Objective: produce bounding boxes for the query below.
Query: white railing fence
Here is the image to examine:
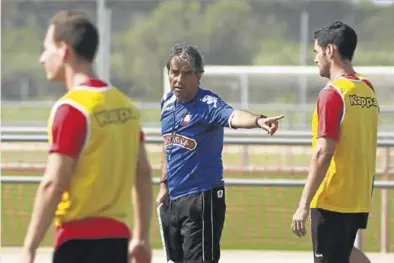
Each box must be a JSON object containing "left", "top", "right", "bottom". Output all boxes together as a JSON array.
[
  {"left": 3, "top": 126, "right": 394, "bottom": 139},
  {"left": 1, "top": 134, "right": 393, "bottom": 252}
]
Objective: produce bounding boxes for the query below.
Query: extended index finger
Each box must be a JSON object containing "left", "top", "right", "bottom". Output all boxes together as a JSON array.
[{"left": 269, "top": 115, "right": 285, "bottom": 121}]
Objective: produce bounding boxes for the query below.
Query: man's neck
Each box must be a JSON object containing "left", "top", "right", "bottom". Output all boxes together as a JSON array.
[
  {"left": 65, "top": 63, "right": 97, "bottom": 91},
  {"left": 177, "top": 97, "right": 194, "bottom": 104},
  {"left": 176, "top": 89, "right": 198, "bottom": 104},
  {"left": 329, "top": 61, "right": 355, "bottom": 82}
]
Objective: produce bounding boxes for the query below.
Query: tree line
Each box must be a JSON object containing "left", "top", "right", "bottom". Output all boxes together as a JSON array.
[{"left": 2, "top": 0, "right": 393, "bottom": 100}]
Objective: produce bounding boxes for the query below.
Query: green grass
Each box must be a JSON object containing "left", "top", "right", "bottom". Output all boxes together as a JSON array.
[
  {"left": 1, "top": 146, "right": 393, "bottom": 251},
  {"left": 2, "top": 171, "right": 393, "bottom": 251}
]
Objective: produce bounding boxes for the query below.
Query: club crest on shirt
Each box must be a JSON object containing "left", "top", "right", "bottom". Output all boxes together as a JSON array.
[{"left": 182, "top": 114, "right": 191, "bottom": 126}]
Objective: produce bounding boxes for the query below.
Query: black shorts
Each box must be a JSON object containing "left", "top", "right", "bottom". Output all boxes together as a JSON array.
[
  {"left": 53, "top": 238, "right": 128, "bottom": 263},
  {"left": 311, "top": 208, "right": 369, "bottom": 263},
  {"left": 158, "top": 186, "right": 226, "bottom": 263}
]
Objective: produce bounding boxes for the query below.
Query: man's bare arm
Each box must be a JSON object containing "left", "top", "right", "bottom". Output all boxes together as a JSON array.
[
  {"left": 229, "top": 110, "right": 284, "bottom": 135},
  {"left": 23, "top": 154, "right": 75, "bottom": 250},
  {"left": 229, "top": 110, "right": 265, "bottom": 129},
  {"left": 132, "top": 142, "right": 153, "bottom": 241},
  {"left": 160, "top": 146, "right": 166, "bottom": 183},
  {"left": 297, "top": 137, "right": 336, "bottom": 209},
  {"left": 156, "top": 146, "right": 169, "bottom": 205}
]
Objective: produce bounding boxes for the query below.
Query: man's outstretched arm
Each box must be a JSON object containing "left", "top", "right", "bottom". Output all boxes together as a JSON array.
[
  {"left": 203, "top": 98, "right": 284, "bottom": 136},
  {"left": 230, "top": 109, "right": 284, "bottom": 132}
]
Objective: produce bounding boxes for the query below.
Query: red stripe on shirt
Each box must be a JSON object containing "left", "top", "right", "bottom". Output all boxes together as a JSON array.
[{"left": 50, "top": 79, "right": 141, "bottom": 248}]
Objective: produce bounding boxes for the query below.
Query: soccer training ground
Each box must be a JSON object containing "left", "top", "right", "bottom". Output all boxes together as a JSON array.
[{"left": 2, "top": 142, "right": 394, "bottom": 262}]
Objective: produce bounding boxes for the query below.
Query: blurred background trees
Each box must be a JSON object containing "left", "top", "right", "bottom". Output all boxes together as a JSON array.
[{"left": 2, "top": 0, "right": 393, "bottom": 100}]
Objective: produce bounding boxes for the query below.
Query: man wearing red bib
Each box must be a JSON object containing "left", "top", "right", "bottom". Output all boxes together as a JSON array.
[
  {"left": 22, "top": 11, "right": 152, "bottom": 263},
  {"left": 291, "top": 21, "right": 379, "bottom": 263}
]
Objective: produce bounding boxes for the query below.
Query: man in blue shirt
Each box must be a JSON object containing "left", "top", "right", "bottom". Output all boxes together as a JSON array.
[{"left": 157, "top": 44, "right": 284, "bottom": 263}]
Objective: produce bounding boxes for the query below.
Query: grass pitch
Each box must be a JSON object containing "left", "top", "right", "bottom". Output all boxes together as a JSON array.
[{"left": 1, "top": 144, "right": 393, "bottom": 251}]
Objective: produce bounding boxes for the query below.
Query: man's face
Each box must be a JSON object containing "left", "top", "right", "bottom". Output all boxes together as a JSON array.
[
  {"left": 39, "top": 25, "right": 66, "bottom": 81},
  {"left": 168, "top": 57, "right": 200, "bottom": 102},
  {"left": 313, "top": 39, "right": 330, "bottom": 79}
]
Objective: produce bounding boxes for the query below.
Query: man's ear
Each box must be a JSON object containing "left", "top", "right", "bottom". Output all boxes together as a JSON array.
[
  {"left": 326, "top": 44, "right": 335, "bottom": 59},
  {"left": 58, "top": 41, "right": 69, "bottom": 61}
]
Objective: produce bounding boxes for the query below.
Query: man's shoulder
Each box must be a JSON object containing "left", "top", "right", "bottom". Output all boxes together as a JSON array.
[
  {"left": 198, "top": 88, "right": 221, "bottom": 99},
  {"left": 50, "top": 94, "right": 82, "bottom": 116},
  {"left": 161, "top": 91, "right": 174, "bottom": 103},
  {"left": 331, "top": 74, "right": 375, "bottom": 95},
  {"left": 112, "top": 88, "right": 139, "bottom": 107},
  {"left": 161, "top": 91, "right": 176, "bottom": 114},
  {"left": 355, "top": 74, "right": 375, "bottom": 92},
  {"left": 196, "top": 88, "right": 225, "bottom": 109},
  {"left": 318, "top": 85, "right": 343, "bottom": 102},
  {"left": 354, "top": 73, "right": 371, "bottom": 83}
]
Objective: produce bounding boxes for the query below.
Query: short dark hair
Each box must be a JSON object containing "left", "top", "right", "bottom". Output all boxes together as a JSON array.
[
  {"left": 314, "top": 21, "right": 358, "bottom": 61},
  {"left": 51, "top": 11, "right": 99, "bottom": 62},
  {"left": 166, "top": 44, "right": 205, "bottom": 75}
]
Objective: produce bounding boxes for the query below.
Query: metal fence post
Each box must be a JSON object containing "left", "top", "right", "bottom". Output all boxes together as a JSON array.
[
  {"left": 381, "top": 146, "right": 391, "bottom": 253},
  {"left": 240, "top": 73, "right": 249, "bottom": 167}
]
